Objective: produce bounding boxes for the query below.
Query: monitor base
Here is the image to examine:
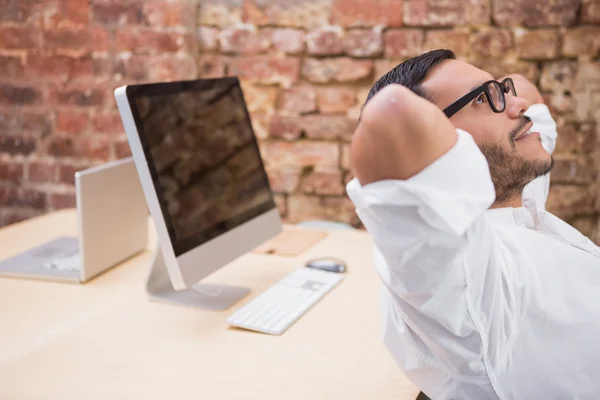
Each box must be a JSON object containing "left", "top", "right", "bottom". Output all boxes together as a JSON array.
[{"left": 146, "top": 246, "right": 250, "bottom": 311}]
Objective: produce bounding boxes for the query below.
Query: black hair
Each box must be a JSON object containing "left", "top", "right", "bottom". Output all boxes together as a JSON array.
[{"left": 364, "top": 49, "right": 456, "bottom": 107}]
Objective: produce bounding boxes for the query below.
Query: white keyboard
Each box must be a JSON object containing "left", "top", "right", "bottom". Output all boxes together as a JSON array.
[
  {"left": 42, "top": 253, "right": 81, "bottom": 272},
  {"left": 227, "top": 267, "right": 343, "bottom": 335}
]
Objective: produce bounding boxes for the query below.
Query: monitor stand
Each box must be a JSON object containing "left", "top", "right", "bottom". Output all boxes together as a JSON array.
[{"left": 145, "top": 246, "right": 250, "bottom": 311}]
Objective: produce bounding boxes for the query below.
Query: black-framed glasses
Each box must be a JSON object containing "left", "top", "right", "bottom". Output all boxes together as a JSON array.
[{"left": 443, "top": 78, "right": 517, "bottom": 118}]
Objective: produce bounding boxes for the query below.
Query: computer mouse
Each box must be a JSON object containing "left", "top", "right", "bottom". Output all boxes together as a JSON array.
[{"left": 305, "top": 257, "right": 347, "bottom": 273}]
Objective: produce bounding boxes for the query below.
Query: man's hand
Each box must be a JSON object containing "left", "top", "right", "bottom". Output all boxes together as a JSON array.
[
  {"left": 503, "top": 73, "right": 544, "bottom": 105},
  {"left": 350, "top": 85, "right": 457, "bottom": 185}
]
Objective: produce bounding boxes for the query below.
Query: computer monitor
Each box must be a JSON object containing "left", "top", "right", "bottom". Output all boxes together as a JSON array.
[{"left": 114, "top": 77, "right": 283, "bottom": 310}]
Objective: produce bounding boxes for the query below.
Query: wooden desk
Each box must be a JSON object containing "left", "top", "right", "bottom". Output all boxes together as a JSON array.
[{"left": 0, "top": 210, "right": 418, "bottom": 399}]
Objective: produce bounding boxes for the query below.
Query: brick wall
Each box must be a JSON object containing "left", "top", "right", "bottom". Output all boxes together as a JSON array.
[{"left": 1, "top": 1, "right": 600, "bottom": 240}]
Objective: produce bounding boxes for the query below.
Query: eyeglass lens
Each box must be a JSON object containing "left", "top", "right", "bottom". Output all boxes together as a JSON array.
[{"left": 488, "top": 82, "right": 504, "bottom": 112}]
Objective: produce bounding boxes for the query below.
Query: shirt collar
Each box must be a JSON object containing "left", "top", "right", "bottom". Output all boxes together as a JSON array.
[{"left": 485, "top": 207, "right": 536, "bottom": 229}]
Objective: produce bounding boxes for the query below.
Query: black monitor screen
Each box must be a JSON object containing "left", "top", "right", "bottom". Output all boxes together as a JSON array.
[{"left": 127, "top": 78, "right": 276, "bottom": 256}]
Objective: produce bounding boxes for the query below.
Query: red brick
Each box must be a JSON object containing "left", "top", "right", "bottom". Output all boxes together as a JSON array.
[
  {"left": 493, "top": 0, "right": 578, "bottom": 27},
  {"left": 48, "top": 136, "right": 110, "bottom": 160},
  {"left": 581, "top": 0, "right": 600, "bottom": 23},
  {"left": 562, "top": 27, "right": 600, "bottom": 58},
  {"left": 265, "top": 165, "right": 302, "bottom": 193},
  {"left": 25, "top": 53, "right": 94, "bottom": 81},
  {"left": 0, "top": 55, "right": 24, "bottom": 80},
  {"left": 198, "top": 55, "right": 229, "bottom": 78},
  {"left": 550, "top": 155, "right": 595, "bottom": 184},
  {"left": 405, "top": 0, "right": 491, "bottom": 26},
  {"left": 269, "top": 115, "right": 303, "bottom": 141},
  {"left": 0, "top": 84, "right": 42, "bottom": 105},
  {"left": 539, "top": 61, "right": 578, "bottom": 92},
  {"left": 374, "top": 59, "right": 403, "bottom": 82},
  {"left": 287, "top": 194, "right": 358, "bottom": 225},
  {"left": 250, "top": 113, "right": 271, "bottom": 140},
  {"left": 239, "top": 82, "right": 277, "bottom": 114},
  {"left": 343, "top": 28, "right": 383, "bottom": 57},
  {"left": 91, "top": 0, "right": 144, "bottom": 25},
  {"left": 243, "top": 0, "right": 330, "bottom": 29},
  {"left": 555, "top": 120, "right": 597, "bottom": 154},
  {"left": 341, "top": 143, "right": 351, "bottom": 170},
  {"left": 268, "top": 28, "right": 305, "bottom": 54},
  {"left": 301, "top": 115, "right": 355, "bottom": 140},
  {"left": 50, "top": 85, "right": 105, "bottom": 107},
  {"left": 300, "top": 166, "right": 345, "bottom": 195},
  {"left": 331, "top": 0, "right": 403, "bottom": 27},
  {"left": 474, "top": 60, "right": 539, "bottom": 83},
  {"left": 277, "top": 87, "right": 318, "bottom": 115},
  {"left": 92, "top": 111, "right": 124, "bottom": 135},
  {"left": 0, "top": 111, "right": 52, "bottom": 136},
  {"left": 515, "top": 29, "right": 559, "bottom": 60},
  {"left": 1, "top": 187, "right": 47, "bottom": 209},
  {"left": 423, "top": 30, "right": 471, "bottom": 55},
  {"left": 262, "top": 141, "right": 340, "bottom": 168},
  {"left": 1, "top": 208, "right": 44, "bottom": 227},
  {"left": 56, "top": 110, "right": 90, "bottom": 136},
  {"left": 46, "top": 0, "right": 90, "bottom": 26},
  {"left": 44, "top": 26, "right": 111, "bottom": 52},
  {"left": 0, "top": 159, "right": 24, "bottom": 183},
  {"left": 317, "top": 87, "right": 358, "bottom": 114},
  {"left": 546, "top": 185, "right": 596, "bottom": 220},
  {"left": 50, "top": 193, "right": 76, "bottom": 210},
  {"left": 545, "top": 91, "right": 575, "bottom": 115},
  {"left": 302, "top": 58, "right": 373, "bottom": 83},
  {"left": 229, "top": 56, "right": 301, "bottom": 86},
  {"left": 27, "top": 160, "right": 57, "bottom": 183},
  {"left": 0, "top": 135, "right": 37, "bottom": 155},
  {"left": 0, "top": 0, "right": 37, "bottom": 23},
  {"left": 306, "top": 26, "right": 344, "bottom": 56},
  {"left": 471, "top": 28, "right": 513, "bottom": 59},
  {"left": 0, "top": 25, "right": 41, "bottom": 49},
  {"left": 198, "top": 27, "right": 219, "bottom": 51},
  {"left": 147, "top": 56, "right": 197, "bottom": 81},
  {"left": 201, "top": 0, "right": 243, "bottom": 27},
  {"left": 384, "top": 29, "right": 424, "bottom": 58},
  {"left": 59, "top": 161, "right": 92, "bottom": 184},
  {"left": 114, "top": 140, "right": 132, "bottom": 159},
  {"left": 91, "top": 55, "right": 115, "bottom": 81},
  {"left": 219, "top": 24, "right": 271, "bottom": 54},
  {"left": 268, "top": 114, "right": 355, "bottom": 141},
  {"left": 113, "top": 55, "right": 150, "bottom": 81},
  {"left": 570, "top": 216, "right": 596, "bottom": 239},
  {"left": 142, "top": 1, "right": 196, "bottom": 27},
  {"left": 115, "top": 28, "right": 193, "bottom": 54}
]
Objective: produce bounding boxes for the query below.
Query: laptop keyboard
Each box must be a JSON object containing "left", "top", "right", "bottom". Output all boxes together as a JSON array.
[{"left": 42, "top": 253, "right": 81, "bottom": 272}]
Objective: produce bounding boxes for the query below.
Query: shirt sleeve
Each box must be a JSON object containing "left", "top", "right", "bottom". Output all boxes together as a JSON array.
[
  {"left": 346, "top": 129, "right": 518, "bottom": 379},
  {"left": 522, "top": 103, "right": 558, "bottom": 209}
]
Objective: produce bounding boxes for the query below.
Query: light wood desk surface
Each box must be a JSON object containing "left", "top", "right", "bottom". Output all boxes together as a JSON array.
[{"left": 0, "top": 210, "right": 418, "bottom": 400}]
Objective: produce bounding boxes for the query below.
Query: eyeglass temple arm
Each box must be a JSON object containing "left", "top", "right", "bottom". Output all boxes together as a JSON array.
[{"left": 443, "top": 87, "right": 486, "bottom": 118}]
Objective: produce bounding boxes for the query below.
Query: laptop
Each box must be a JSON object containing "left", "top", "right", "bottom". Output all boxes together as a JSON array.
[{"left": 0, "top": 157, "right": 149, "bottom": 283}]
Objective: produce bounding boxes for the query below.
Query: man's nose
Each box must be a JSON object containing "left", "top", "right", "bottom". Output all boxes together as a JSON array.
[{"left": 506, "top": 95, "right": 531, "bottom": 118}]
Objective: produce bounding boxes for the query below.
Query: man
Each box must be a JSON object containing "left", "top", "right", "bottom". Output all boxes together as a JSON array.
[{"left": 346, "top": 49, "right": 600, "bottom": 399}]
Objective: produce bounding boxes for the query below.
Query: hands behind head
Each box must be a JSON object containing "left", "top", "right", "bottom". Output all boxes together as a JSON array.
[{"left": 501, "top": 74, "right": 545, "bottom": 106}]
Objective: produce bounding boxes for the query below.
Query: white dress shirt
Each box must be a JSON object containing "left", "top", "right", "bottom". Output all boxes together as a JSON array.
[{"left": 346, "top": 104, "right": 600, "bottom": 400}]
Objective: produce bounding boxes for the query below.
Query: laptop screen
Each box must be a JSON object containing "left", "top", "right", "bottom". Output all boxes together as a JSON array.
[{"left": 127, "top": 78, "right": 276, "bottom": 256}]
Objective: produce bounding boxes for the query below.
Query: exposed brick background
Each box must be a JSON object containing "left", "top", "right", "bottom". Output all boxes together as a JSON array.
[{"left": 1, "top": 0, "right": 600, "bottom": 242}]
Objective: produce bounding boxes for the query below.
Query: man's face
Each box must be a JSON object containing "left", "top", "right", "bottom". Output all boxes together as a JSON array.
[{"left": 422, "top": 59, "right": 553, "bottom": 203}]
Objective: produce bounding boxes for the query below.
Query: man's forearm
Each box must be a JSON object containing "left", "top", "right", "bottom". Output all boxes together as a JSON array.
[{"left": 350, "top": 84, "right": 458, "bottom": 186}]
